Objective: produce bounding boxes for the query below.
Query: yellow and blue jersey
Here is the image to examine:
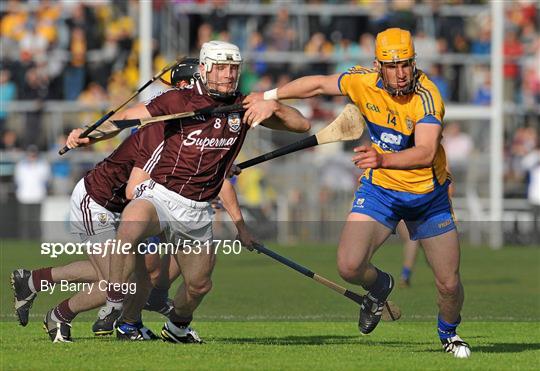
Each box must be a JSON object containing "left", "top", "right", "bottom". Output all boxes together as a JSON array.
[{"left": 338, "top": 66, "right": 448, "bottom": 194}]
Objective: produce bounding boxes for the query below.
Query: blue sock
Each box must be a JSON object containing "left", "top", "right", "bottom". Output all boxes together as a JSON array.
[
  {"left": 147, "top": 287, "right": 169, "bottom": 308},
  {"left": 437, "top": 315, "right": 461, "bottom": 339},
  {"left": 119, "top": 321, "right": 140, "bottom": 331},
  {"left": 401, "top": 267, "right": 411, "bottom": 281},
  {"left": 364, "top": 268, "right": 392, "bottom": 301}
]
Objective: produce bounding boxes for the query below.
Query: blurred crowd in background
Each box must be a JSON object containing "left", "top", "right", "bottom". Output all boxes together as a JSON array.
[{"left": 0, "top": 0, "right": 539, "bottom": 233}]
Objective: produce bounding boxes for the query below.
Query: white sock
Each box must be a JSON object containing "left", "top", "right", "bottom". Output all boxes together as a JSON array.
[{"left": 28, "top": 273, "right": 37, "bottom": 293}]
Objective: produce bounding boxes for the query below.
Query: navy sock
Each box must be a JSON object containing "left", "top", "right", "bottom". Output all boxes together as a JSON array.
[
  {"left": 147, "top": 286, "right": 169, "bottom": 308},
  {"left": 401, "top": 267, "right": 411, "bottom": 281},
  {"left": 364, "top": 268, "right": 392, "bottom": 301},
  {"left": 437, "top": 315, "right": 461, "bottom": 340}
]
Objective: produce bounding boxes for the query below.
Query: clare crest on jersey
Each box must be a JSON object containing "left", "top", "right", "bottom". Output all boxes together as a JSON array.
[{"left": 227, "top": 113, "right": 241, "bottom": 133}]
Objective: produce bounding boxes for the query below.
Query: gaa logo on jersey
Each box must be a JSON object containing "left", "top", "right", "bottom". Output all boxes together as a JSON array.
[
  {"left": 227, "top": 113, "right": 241, "bottom": 133},
  {"left": 97, "top": 213, "right": 109, "bottom": 226}
]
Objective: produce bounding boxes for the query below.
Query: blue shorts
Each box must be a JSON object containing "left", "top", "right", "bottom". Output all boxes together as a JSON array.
[
  {"left": 138, "top": 235, "right": 160, "bottom": 255},
  {"left": 351, "top": 178, "right": 456, "bottom": 240}
]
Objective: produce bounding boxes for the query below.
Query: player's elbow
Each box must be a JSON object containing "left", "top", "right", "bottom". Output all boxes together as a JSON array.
[
  {"left": 295, "top": 117, "right": 311, "bottom": 133},
  {"left": 416, "top": 147, "right": 437, "bottom": 168}
]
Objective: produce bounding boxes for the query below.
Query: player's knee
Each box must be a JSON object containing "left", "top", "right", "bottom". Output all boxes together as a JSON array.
[
  {"left": 186, "top": 279, "right": 212, "bottom": 298},
  {"left": 337, "top": 261, "right": 366, "bottom": 282},
  {"left": 436, "top": 278, "right": 460, "bottom": 297}
]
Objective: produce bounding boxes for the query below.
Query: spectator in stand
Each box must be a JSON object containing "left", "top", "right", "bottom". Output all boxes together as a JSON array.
[
  {"left": 0, "top": 67, "right": 16, "bottom": 133},
  {"left": 472, "top": 66, "right": 492, "bottom": 106},
  {"left": 503, "top": 27, "right": 524, "bottom": 103},
  {"left": 508, "top": 126, "right": 538, "bottom": 182},
  {"left": 20, "top": 66, "right": 49, "bottom": 149},
  {"left": 442, "top": 122, "right": 473, "bottom": 169},
  {"left": 304, "top": 32, "right": 333, "bottom": 75},
  {"left": 19, "top": 23, "right": 49, "bottom": 63},
  {"left": 63, "top": 26, "right": 87, "bottom": 100},
  {"left": 77, "top": 82, "right": 108, "bottom": 129},
  {"left": 521, "top": 143, "right": 540, "bottom": 240},
  {"left": 0, "top": 130, "right": 21, "bottom": 152},
  {"left": 264, "top": 7, "right": 297, "bottom": 52},
  {"left": 196, "top": 23, "right": 214, "bottom": 51},
  {"left": 470, "top": 15, "right": 491, "bottom": 55},
  {"left": 49, "top": 133, "right": 72, "bottom": 195},
  {"left": 248, "top": 31, "right": 268, "bottom": 76},
  {"left": 429, "top": 64, "right": 450, "bottom": 101},
  {"left": 14, "top": 145, "right": 51, "bottom": 239},
  {"left": 333, "top": 36, "right": 360, "bottom": 72}
]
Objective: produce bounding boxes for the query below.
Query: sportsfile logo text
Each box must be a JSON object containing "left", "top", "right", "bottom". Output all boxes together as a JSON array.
[{"left": 40, "top": 239, "right": 242, "bottom": 258}]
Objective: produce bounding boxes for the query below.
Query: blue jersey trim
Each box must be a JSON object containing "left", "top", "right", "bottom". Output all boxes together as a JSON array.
[
  {"left": 417, "top": 114, "right": 441, "bottom": 125},
  {"left": 337, "top": 73, "right": 348, "bottom": 94}
]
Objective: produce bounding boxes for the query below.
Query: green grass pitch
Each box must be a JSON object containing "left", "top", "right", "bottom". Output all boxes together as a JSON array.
[{"left": 1, "top": 240, "right": 539, "bottom": 370}]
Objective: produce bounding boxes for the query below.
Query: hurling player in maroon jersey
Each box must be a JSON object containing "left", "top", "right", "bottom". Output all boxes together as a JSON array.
[{"left": 65, "top": 41, "right": 310, "bottom": 343}]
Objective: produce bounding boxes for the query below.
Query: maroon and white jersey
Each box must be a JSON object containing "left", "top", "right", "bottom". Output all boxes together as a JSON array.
[
  {"left": 143, "top": 82, "right": 248, "bottom": 201},
  {"left": 84, "top": 123, "right": 165, "bottom": 213}
]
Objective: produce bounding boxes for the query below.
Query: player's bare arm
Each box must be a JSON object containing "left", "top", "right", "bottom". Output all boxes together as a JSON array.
[
  {"left": 65, "top": 103, "right": 152, "bottom": 149},
  {"left": 218, "top": 179, "right": 255, "bottom": 249},
  {"left": 125, "top": 167, "right": 151, "bottom": 200},
  {"left": 244, "top": 74, "right": 343, "bottom": 108},
  {"left": 242, "top": 99, "right": 310, "bottom": 132},
  {"left": 352, "top": 124, "right": 442, "bottom": 170}
]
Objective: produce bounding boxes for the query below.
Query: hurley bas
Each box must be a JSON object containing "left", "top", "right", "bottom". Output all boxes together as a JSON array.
[{"left": 40, "top": 280, "right": 136, "bottom": 295}]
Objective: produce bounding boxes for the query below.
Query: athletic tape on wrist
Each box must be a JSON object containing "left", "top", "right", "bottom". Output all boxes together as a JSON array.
[{"left": 263, "top": 88, "right": 278, "bottom": 101}]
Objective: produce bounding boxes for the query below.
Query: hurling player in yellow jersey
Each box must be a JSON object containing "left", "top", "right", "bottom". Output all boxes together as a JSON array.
[{"left": 245, "top": 28, "right": 470, "bottom": 358}]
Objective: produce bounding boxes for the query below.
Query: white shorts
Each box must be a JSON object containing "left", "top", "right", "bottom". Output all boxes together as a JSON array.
[
  {"left": 133, "top": 179, "right": 213, "bottom": 244},
  {"left": 70, "top": 178, "right": 120, "bottom": 242}
]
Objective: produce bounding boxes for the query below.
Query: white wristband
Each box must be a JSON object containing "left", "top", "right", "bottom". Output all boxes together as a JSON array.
[{"left": 263, "top": 88, "right": 278, "bottom": 101}]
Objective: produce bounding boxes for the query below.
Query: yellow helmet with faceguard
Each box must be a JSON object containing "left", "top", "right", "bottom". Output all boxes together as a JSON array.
[{"left": 375, "top": 28, "right": 417, "bottom": 96}]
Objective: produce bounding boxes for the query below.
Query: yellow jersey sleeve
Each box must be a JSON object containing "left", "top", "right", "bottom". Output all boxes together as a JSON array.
[
  {"left": 414, "top": 73, "right": 445, "bottom": 126},
  {"left": 338, "top": 66, "right": 377, "bottom": 104}
]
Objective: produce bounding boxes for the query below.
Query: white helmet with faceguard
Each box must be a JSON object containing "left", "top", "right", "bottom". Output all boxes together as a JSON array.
[{"left": 199, "top": 41, "right": 242, "bottom": 98}]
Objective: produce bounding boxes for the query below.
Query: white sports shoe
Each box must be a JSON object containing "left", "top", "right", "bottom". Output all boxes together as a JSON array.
[
  {"left": 160, "top": 321, "right": 203, "bottom": 344},
  {"left": 441, "top": 335, "right": 471, "bottom": 358}
]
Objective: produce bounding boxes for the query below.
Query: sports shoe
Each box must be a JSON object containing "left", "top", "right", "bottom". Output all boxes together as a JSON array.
[
  {"left": 43, "top": 309, "right": 72, "bottom": 343},
  {"left": 441, "top": 335, "right": 471, "bottom": 358},
  {"left": 359, "top": 274, "right": 394, "bottom": 334},
  {"left": 144, "top": 298, "right": 174, "bottom": 317},
  {"left": 398, "top": 277, "right": 411, "bottom": 288},
  {"left": 11, "top": 269, "right": 37, "bottom": 327},
  {"left": 160, "top": 321, "right": 203, "bottom": 344},
  {"left": 92, "top": 306, "right": 122, "bottom": 336},
  {"left": 116, "top": 321, "right": 159, "bottom": 341}
]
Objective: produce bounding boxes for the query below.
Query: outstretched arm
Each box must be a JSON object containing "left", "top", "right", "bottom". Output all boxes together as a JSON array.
[
  {"left": 218, "top": 179, "right": 256, "bottom": 249},
  {"left": 242, "top": 100, "right": 310, "bottom": 133},
  {"left": 243, "top": 74, "right": 343, "bottom": 108}
]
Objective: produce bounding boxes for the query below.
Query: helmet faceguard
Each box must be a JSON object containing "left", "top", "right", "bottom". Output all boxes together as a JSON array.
[
  {"left": 375, "top": 28, "right": 418, "bottom": 96},
  {"left": 199, "top": 41, "right": 243, "bottom": 98}
]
